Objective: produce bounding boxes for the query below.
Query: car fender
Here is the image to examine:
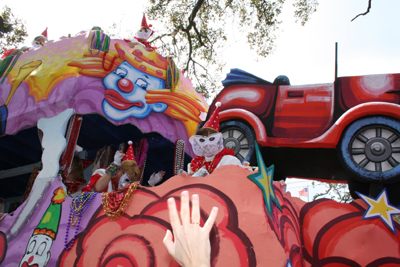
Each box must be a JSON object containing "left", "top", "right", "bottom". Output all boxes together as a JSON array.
[
  {"left": 220, "top": 108, "right": 268, "bottom": 145},
  {"left": 304, "top": 102, "right": 400, "bottom": 148}
]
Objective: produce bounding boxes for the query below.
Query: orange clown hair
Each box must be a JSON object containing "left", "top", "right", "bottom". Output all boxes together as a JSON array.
[{"left": 68, "top": 33, "right": 207, "bottom": 135}]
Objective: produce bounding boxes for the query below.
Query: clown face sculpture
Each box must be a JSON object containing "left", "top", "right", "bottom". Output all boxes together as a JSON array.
[
  {"left": 19, "top": 234, "right": 53, "bottom": 267},
  {"left": 102, "top": 61, "right": 168, "bottom": 120}
]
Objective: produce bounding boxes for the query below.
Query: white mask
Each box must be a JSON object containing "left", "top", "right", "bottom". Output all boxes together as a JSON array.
[
  {"left": 189, "top": 132, "right": 224, "bottom": 158},
  {"left": 118, "top": 173, "right": 131, "bottom": 190},
  {"left": 135, "top": 28, "right": 153, "bottom": 40}
]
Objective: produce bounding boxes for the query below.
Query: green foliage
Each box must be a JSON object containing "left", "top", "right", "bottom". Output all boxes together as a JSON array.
[
  {"left": 145, "top": 0, "right": 318, "bottom": 97},
  {"left": 293, "top": 0, "right": 319, "bottom": 26},
  {"left": 0, "top": 6, "right": 28, "bottom": 55}
]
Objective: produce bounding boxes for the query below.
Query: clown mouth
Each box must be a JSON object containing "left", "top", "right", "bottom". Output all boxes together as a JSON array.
[
  {"left": 21, "top": 262, "right": 39, "bottom": 267},
  {"left": 104, "top": 89, "right": 144, "bottom": 110}
]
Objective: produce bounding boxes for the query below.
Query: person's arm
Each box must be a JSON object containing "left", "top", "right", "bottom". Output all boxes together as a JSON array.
[
  {"left": 216, "top": 155, "right": 242, "bottom": 169},
  {"left": 163, "top": 191, "right": 218, "bottom": 267},
  {"left": 93, "top": 172, "right": 112, "bottom": 192},
  {"left": 93, "top": 150, "right": 125, "bottom": 192}
]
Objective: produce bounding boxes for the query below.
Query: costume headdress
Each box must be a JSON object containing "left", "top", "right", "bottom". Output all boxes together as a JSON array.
[
  {"left": 33, "top": 188, "right": 65, "bottom": 239},
  {"left": 41, "top": 27, "right": 48, "bottom": 40},
  {"left": 141, "top": 13, "right": 152, "bottom": 29},
  {"left": 121, "top": 141, "right": 139, "bottom": 181},
  {"left": 203, "top": 102, "right": 221, "bottom": 132},
  {"left": 122, "top": 141, "right": 136, "bottom": 163}
]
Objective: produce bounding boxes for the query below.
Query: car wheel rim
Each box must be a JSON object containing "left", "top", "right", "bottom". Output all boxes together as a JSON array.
[
  {"left": 350, "top": 125, "right": 400, "bottom": 172},
  {"left": 222, "top": 128, "right": 250, "bottom": 162}
]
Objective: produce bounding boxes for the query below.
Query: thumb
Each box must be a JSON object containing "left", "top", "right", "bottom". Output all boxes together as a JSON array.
[{"left": 163, "top": 230, "right": 175, "bottom": 255}]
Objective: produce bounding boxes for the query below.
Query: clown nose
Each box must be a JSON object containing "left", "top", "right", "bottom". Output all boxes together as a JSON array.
[{"left": 118, "top": 78, "right": 134, "bottom": 93}]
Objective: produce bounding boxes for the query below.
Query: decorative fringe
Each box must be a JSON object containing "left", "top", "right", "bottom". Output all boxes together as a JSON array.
[
  {"left": 166, "top": 56, "right": 180, "bottom": 92},
  {"left": 59, "top": 114, "right": 83, "bottom": 180},
  {"left": 90, "top": 31, "right": 111, "bottom": 56},
  {"left": 135, "top": 139, "right": 149, "bottom": 185}
]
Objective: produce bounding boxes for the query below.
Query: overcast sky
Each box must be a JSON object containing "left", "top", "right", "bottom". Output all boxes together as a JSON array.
[{"left": 6, "top": 0, "right": 400, "bottom": 86}]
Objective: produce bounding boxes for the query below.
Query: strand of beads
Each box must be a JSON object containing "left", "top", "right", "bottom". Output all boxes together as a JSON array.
[
  {"left": 102, "top": 182, "right": 138, "bottom": 220},
  {"left": 65, "top": 192, "right": 98, "bottom": 250}
]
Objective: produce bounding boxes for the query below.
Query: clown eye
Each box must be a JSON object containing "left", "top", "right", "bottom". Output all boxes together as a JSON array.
[
  {"left": 115, "top": 68, "right": 127, "bottom": 78},
  {"left": 36, "top": 242, "right": 47, "bottom": 256},
  {"left": 135, "top": 79, "right": 148, "bottom": 90},
  {"left": 199, "top": 138, "right": 205, "bottom": 142},
  {"left": 27, "top": 240, "right": 36, "bottom": 254},
  {"left": 209, "top": 137, "right": 215, "bottom": 141}
]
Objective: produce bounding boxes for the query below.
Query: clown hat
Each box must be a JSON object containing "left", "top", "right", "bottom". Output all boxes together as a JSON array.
[
  {"left": 122, "top": 141, "right": 136, "bottom": 163},
  {"left": 203, "top": 102, "right": 221, "bottom": 132},
  {"left": 141, "top": 13, "right": 152, "bottom": 29},
  {"left": 33, "top": 187, "right": 65, "bottom": 240},
  {"left": 41, "top": 27, "right": 48, "bottom": 40}
]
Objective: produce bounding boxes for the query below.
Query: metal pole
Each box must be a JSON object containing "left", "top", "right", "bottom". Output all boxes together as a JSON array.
[{"left": 335, "top": 42, "right": 338, "bottom": 81}]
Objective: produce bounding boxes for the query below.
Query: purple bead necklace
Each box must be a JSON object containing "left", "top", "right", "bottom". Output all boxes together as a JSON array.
[{"left": 65, "top": 192, "right": 98, "bottom": 250}]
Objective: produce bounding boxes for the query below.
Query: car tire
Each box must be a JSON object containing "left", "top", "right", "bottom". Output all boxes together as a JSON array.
[
  {"left": 338, "top": 116, "right": 400, "bottom": 184},
  {"left": 220, "top": 120, "right": 256, "bottom": 163}
]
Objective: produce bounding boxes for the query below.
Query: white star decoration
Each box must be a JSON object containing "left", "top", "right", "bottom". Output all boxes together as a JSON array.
[{"left": 356, "top": 188, "right": 400, "bottom": 234}]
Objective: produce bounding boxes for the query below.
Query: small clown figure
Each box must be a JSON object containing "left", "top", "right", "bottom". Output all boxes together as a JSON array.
[
  {"left": 188, "top": 102, "right": 242, "bottom": 177},
  {"left": 19, "top": 188, "right": 66, "bottom": 267},
  {"left": 31, "top": 28, "right": 48, "bottom": 48},
  {"left": 125, "top": 13, "right": 155, "bottom": 50}
]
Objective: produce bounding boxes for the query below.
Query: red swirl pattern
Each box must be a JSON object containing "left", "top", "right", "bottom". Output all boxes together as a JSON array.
[{"left": 58, "top": 184, "right": 255, "bottom": 267}]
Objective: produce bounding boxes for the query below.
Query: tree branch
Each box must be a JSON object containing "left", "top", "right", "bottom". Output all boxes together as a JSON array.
[
  {"left": 351, "top": 0, "right": 372, "bottom": 22},
  {"left": 183, "top": 28, "right": 192, "bottom": 73},
  {"left": 192, "top": 22, "right": 207, "bottom": 48},
  {"left": 150, "top": 29, "right": 179, "bottom": 43},
  {"left": 184, "top": 0, "right": 205, "bottom": 32}
]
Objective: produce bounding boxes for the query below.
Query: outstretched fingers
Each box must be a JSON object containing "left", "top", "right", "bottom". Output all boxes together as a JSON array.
[
  {"left": 191, "top": 194, "right": 200, "bottom": 225},
  {"left": 180, "top": 191, "right": 191, "bottom": 227},
  {"left": 168, "top": 197, "right": 181, "bottom": 231},
  {"left": 203, "top": 207, "right": 218, "bottom": 234}
]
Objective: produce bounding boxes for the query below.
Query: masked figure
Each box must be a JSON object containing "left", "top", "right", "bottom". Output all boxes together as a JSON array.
[{"left": 188, "top": 102, "right": 242, "bottom": 177}]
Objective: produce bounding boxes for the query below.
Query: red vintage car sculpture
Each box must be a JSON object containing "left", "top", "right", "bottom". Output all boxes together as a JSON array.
[{"left": 205, "top": 69, "right": 400, "bottom": 205}]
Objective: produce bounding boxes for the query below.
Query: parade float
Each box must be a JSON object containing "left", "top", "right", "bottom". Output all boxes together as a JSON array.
[{"left": 0, "top": 23, "right": 399, "bottom": 266}]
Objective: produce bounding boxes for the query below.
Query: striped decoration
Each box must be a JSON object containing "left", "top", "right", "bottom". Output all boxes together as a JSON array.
[
  {"left": 90, "top": 31, "right": 110, "bottom": 56},
  {"left": 0, "top": 53, "right": 21, "bottom": 83},
  {"left": 166, "top": 56, "right": 180, "bottom": 92}
]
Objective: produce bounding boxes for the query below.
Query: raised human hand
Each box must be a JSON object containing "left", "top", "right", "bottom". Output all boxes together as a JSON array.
[
  {"left": 148, "top": 170, "right": 165, "bottom": 186},
  {"left": 113, "top": 150, "right": 125, "bottom": 166},
  {"left": 163, "top": 191, "right": 218, "bottom": 267}
]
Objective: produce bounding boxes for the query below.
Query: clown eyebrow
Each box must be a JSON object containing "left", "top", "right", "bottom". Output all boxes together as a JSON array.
[{"left": 144, "top": 75, "right": 149, "bottom": 79}]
